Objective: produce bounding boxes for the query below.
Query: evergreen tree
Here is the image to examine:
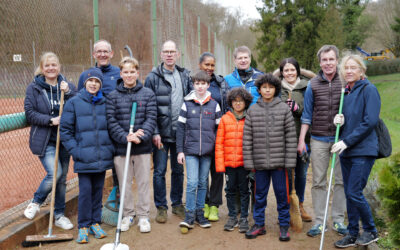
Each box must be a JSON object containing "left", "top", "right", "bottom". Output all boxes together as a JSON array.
[{"left": 390, "top": 17, "right": 400, "bottom": 57}]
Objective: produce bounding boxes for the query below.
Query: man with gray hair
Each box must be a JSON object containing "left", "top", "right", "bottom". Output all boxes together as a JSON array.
[
  {"left": 145, "top": 40, "right": 192, "bottom": 223},
  {"left": 298, "top": 45, "right": 347, "bottom": 237},
  {"left": 78, "top": 39, "right": 120, "bottom": 95}
]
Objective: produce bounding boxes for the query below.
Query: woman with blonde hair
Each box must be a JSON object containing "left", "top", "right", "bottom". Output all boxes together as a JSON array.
[
  {"left": 24, "top": 52, "right": 76, "bottom": 229},
  {"left": 331, "top": 54, "right": 380, "bottom": 248}
]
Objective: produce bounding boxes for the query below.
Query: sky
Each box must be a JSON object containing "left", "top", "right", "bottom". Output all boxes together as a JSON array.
[{"left": 202, "top": 0, "right": 263, "bottom": 21}]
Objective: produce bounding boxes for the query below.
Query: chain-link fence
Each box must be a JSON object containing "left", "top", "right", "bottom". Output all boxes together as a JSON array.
[{"left": 0, "top": 0, "right": 232, "bottom": 229}]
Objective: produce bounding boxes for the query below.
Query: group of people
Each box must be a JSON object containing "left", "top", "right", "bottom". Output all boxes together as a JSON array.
[{"left": 23, "top": 39, "right": 381, "bottom": 248}]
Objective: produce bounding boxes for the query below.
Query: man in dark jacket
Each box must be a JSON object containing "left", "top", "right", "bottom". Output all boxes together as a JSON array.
[
  {"left": 297, "top": 45, "right": 347, "bottom": 237},
  {"left": 145, "top": 40, "right": 192, "bottom": 223}
]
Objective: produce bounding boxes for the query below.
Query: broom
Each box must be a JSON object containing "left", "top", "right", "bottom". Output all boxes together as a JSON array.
[
  {"left": 23, "top": 89, "right": 73, "bottom": 247},
  {"left": 288, "top": 91, "right": 302, "bottom": 233}
]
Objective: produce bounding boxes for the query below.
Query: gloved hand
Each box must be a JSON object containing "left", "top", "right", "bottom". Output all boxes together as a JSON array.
[
  {"left": 333, "top": 114, "right": 345, "bottom": 127},
  {"left": 286, "top": 99, "right": 299, "bottom": 112},
  {"left": 331, "top": 140, "right": 347, "bottom": 154}
]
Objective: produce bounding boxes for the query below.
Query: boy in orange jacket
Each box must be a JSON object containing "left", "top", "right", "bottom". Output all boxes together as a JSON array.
[{"left": 215, "top": 88, "right": 253, "bottom": 233}]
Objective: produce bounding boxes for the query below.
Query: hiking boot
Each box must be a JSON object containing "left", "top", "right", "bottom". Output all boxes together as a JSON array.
[
  {"left": 172, "top": 204, "right": 185, "bottom": 219},
  {"left": 195, "top": 209, "right": 211, "bottom": 228},
  {"left": 279, "top": 226, "right": 290, "bottom": 241},
  {"left": 121, "top": 216, "right": 134, "bottom": 232},
  {"left": 203, "top": 204, "right": 210, "bottom": 219},
  {"left": 155, "top": 207, "right": 168, "bottom": 223},
  {"left": 307, "top": 224, "right": 327, "bottom": 237},
  {"left": 24, "top": 202, "right": 40, "bottom": 220},
  {"left": 333, "top": 222, "right": 349, "bottom": 236},
  {"left": 335, "top": 234, "right": 357, "bottom": 248},
  {"left": 299, "top": 202, "right": 312, "bottom": 222},
  {"left": 89, "top": 223, "right": 107, "bottom": 239},
  {"left": 76, "top": 227, "right": 89, "bottom": 244},
  {"left": 138, "top": 217, "right": 151, "bottom": 233},
  {"left": 238, "top": 218, "right": 249, "bottom": 233},
  {"left": 208, "top": 206, "right": 219, "bottom": 221},
  {"left": 224, "top": 217, "right": 238, "bottom": 231},
  {"left": 55, "top": 216, "right": 73, "bottom": 230},
  {"left": 355, "top": 231, "right": 379, "bottom": 246},
  {"left": 179, "top": 210, "right": 195, "bottom": 229},
  {"left": 245, "top": 224, "right": 266, "bottom": 239}
]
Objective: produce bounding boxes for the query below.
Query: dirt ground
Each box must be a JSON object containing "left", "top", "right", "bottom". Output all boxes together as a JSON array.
[{"left": 20, "top": 166, "right": 349, "bottom": 250}]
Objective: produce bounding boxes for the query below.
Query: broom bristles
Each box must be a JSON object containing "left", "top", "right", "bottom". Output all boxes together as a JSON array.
[{"left": 290, "top": 190, "right": 303, "bottom": 233}]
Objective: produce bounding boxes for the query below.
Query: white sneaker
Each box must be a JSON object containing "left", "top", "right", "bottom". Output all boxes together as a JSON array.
[
  {"left": 121, "top": 216, "right": 134, "bottom": 232},
  {"left": 54, "top": 216, "right": 73, "bottom": 230},
  {"left": 138, "top": 217, "right": 151, "bottom": 233},
  {"left": 24, "top": 202, "right": 40, "bottom": 220}
]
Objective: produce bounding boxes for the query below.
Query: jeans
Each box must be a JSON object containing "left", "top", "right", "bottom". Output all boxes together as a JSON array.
[
  {"left": 185, "top": 155, "right": 211, "bottom": 212},
  {"left": 152, "top": 142, "right": 184, "bottom": 209},
  {"left": 288, "top": 148, "right": 310, "bottom": 203},
  {"left": 340, "top": 156, "right": 377, "bottom": 236},
  {"left": 33, "top": 144, "right": 70, "bottom": 218},
  {"left": 225, "top": 166, "right": 250, "bottom": 218},
  {"left": 78, "top": 172, "right": 105, "bottom": 228}
]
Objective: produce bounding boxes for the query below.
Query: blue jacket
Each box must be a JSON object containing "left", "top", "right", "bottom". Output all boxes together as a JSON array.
[
  {"left": 209, "top": 74, "right": 230, "bottom": 114},
  {"left": 24, "top": 75, "right": 76, "bottom": 156},
  {"left": 106, "top": 79, "right": 157, "bottom": 155},
  {"left": 224, "top": 67, "right": 263, "bottom": 105},
  {"left": 340, "top": 79, "right": 380, "bottom": 158},
  {"left": 78, "top": 64, "right": 120, "bottom": 95},
  {"left": 176, "top": 91, "right": 222, "bottom": 156},
  {"left": 60, "top": 89, "right": 114, "bottom": 173}
]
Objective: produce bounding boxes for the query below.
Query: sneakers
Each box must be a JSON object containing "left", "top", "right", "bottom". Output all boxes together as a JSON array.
[
  {"left": 333, "top": 222, "right": 349, "bottom": 236},
  {"left": 238, "top": 218, "right": 249, "bottom": 233},
  {"left": 89, "top": 223, "right": 107, "bottom": 239},
  {"left": 208, "top": 206, "right": 219, "bottom": 221},
  {"left": 224, "top": 217, "right": 238, "bottom": 231},
  {"left": 279, "top": 226, "right": 290, "bottom": 241},
  {"left": 355, "top": 231, "right": 379, "bottom": 246},
  {"left": 195, "top": 209, "right": 211, "bottom": 228},
  {"left": 138, "top": 217, "right": 151, "bottom": 233},
  {"left": 76, "top": 227, "right": 89, "bottom": 244},
  {"left": 155, "top": 207, "right": 168, "bottom": 223},
  {"left": 245, "top": 224, "right": 266, "bottom": 239},
  {"left": 179, "top": 210, "right": 195, "bottom": 229},
  {"left": 307, "top": 224, "right": 327, "bottom": 237},
  {"left": 203, "top": 204, "right": 210, "bottom": 219},
  {"left": 55, "top": 216, "right": 73, "bottom": 230},
  {"left": 121, "top": 216, "right": 134, "bottom": 232},
  {"left": 335, "top": 234, "right": 357, "bottom": 248},
  {"left": 299, "top": 202, "right": 312, "bottom": 222},
  {"left": 172, "top": 204, "right": 185, "bottom": 219},
  {"left": 24, "top": 202, "right": 40, "bottom": 220}
]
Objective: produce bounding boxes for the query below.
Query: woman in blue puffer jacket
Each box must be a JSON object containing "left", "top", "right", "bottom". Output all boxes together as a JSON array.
[{"left": 60, "top": 67, "right": 114, "bottom": 243}]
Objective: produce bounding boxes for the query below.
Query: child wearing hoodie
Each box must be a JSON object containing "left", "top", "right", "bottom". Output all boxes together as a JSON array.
[{"left": 177, "top": 70, "right": 222, "bottom": 232}]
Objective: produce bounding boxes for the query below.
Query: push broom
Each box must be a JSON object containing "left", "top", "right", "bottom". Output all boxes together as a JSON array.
[
  {"left": 101, "top": 102, "right": 137, "bottom": 250},
  {"left": 319, "top": 85, "right": 345, "bottom": 250},
  {"left": 23, "top": 89, "right": 74, "bottom": 247}
]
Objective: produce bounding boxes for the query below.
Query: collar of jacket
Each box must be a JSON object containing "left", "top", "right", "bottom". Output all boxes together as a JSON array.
[
  {"left": 96, "top": 63, "right": 113, "bottom": 73},
  {"left": 256, "top": 96, "right": 281, "bottom": 107},
  {"left": 78, "top": 88, "right": 105, "bottom": 104},
  {"left": 154, "top": 62, "right": 187, "bottom": 78},
  {"left": 116, "top": 79, "right": 143, "bottom": 93},
  {"left": 316, "top": 69, "right": 340, "bottom": 83},
  {"left": 184, "top": 90, "right": 212, "bottom": 104}
]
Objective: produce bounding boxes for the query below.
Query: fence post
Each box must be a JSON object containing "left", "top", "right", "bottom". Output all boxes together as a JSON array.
[
  {"left": 152, "top": 0, "right": 158, "bottom": 67},
  {"left": 208, "top": 25, "right": 210, "bottom": 52},
  {"left": 90, "top": 39, "right": 93, "bottom": 66},
  {"left": 32, "top": 41, "right": 36, "bottom": 72},
  {"left": 93, "top": 0, "right": 99, "bottom": 42},
  {"left": 198, "top": 15, "right": 201, "bottom": 56},
  {"left": 180, "top": 0, "right": 185, "bottom": 66}
]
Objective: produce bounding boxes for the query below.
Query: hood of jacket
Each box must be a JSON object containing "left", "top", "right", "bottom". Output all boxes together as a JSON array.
[
  {"left": 115, "top": 78, "right": 144, "bottom": 93},
  {"left": 184, "top": 90, "right": 212, "bottom": 104},
  {"left": 34, "top": 74, "right": 65, "bottom": 92}
]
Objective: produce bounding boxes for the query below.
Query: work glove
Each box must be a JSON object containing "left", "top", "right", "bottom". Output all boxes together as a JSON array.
[
  {"left": 331, "top": 140, "right": 347, "bottom": 154},
  {"left": 286, "top": 99, "right": 299, "bottom": 112},
  {"left": 333, "top": 114, "right": 345, "bottom": 127}
]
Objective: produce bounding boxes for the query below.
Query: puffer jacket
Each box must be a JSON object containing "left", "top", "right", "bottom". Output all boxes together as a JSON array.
[
  {"left": 215, "top": 111, "right": 245, "bottom": 173},
  {"left": 243, "top": 97, "right": 297, "bottom": 170},
  {"left": 176, "top": 91, "right": 221, "bottom": 156},
  {"left": 144, "top": 63, "right": 192, "bottom": 143},
  {"left": 60, "top": 89, "right": 114, "bottom": 173},
  {"left": 106, "top": 80, "right": 157, "bottom": 155},
  {"left": 24, "top": 75, "right": 76, "bottom": 156},
  {"left": 209, "top": 74, "right": 230, "bottom": 114}
]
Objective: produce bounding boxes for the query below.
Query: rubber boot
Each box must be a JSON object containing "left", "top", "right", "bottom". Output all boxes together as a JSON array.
[{"left": 300, "top": 202, "right": 312, "bottom": 222}]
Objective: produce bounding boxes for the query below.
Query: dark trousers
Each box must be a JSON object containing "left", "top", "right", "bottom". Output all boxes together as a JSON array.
[
  {"left": 205, "top": 157, "right": 224, "bottom": 207},
  {"left": 225, "top": 166, "right": 250, "bottom": 218},
  {"left": 78, "top": 172, "right": 106, "bottom": 228},
  {"left": 340, "top": 156, "right": 377, "bottom": 237},
  {"left": 253, "top": 168, "right": 290, "bottom": 227}
]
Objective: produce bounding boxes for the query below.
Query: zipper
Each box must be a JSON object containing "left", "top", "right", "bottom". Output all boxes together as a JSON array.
[
  {"left": 199, "top": 104, "right": 203, "bottom": 155},
  {"left": 93, "top": 103, "right": 100, "bottom": 166},
  {"left": 329, "top": 81, "right": 332, "bottom": 134}
]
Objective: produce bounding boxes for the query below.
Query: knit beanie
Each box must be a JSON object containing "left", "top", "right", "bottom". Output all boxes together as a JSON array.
[{"left": 82, "top": 67, "right": 103, "bottom": 88}]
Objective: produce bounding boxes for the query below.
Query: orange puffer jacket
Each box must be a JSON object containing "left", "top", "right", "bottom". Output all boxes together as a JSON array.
[{"left": 215, "top": 111, "right": 245, "bottom": 172}]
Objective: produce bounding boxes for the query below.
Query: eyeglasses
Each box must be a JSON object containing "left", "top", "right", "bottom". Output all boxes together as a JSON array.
[
  {"left": 162, "top": 50, "right": 177, "bottom": 55},
  {"left": 95, "top": 50, "right": 110, "bottom": 55}
]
